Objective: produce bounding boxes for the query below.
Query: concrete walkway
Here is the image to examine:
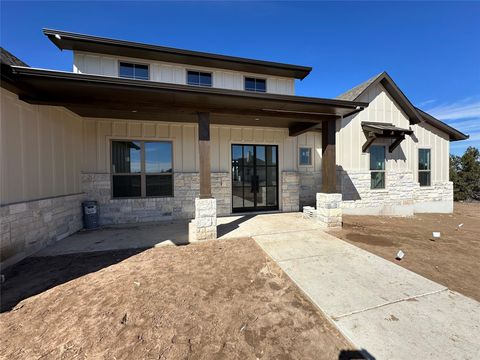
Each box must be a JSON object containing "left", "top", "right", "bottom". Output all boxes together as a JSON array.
[{"left": 254, "top": 227, "right": 480, "bottom": 360}]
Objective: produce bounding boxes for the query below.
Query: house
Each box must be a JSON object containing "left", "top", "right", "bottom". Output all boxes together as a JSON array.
[{"left": 0, "top": 29, "right": 468, "bottom": 268}]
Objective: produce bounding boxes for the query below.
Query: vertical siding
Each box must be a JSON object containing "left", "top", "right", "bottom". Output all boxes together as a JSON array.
[
  {"left": 337, "top": 83, "right": 451, "bottom": 182},
  {"left": 0, "top": 89, "right": 83, "bottom": 205},
  {"left": 74, "top": 51, "right": 295, "bottom": 95}
]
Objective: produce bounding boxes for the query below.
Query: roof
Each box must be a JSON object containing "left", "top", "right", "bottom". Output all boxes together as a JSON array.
[
  {"left": 43, "top": 29, "right": 312, "bottom": 80},
  {"left": 4, "top": 65, "right": 367, "bottom": 132},
  {"left": 338, "top": 71, "right": 469, "bottom": 141},
  {"left": 416, "top": 108, "right": 469, "bottom": 141},
  {"left": 0, "top": 47, "right": 28, "bottom": 67}
]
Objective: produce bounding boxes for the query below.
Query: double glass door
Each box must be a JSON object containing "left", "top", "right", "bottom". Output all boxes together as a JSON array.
[{"left": 231, "top": 144, "right": 278, "bottom": 212}]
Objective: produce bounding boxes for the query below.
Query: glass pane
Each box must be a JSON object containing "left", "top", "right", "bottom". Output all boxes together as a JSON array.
[
  {"left": 266, "top": 146, "right": 277, "bottom": 166},
  {"left": 145, "top": 142, "right": 172, "bottom": 173},
  {"left": 370, "top": 146, "right": 385, "bottom": 170},
  {"left": 245, "top": 77, "right": 256, "bottom": 91},
  {"left": 187, "top": 71, "right": 199, "bottom": 85},
  {"left": 371, "top": 172, "right": 385, "bottom": 189},
  {"left": 244, "top": 187, "right": 255, "bottom": 208},
  {"left": 146, "top": 175, "right": 172, "bottom": 196},
  {"left": 267, "top": 167, "right": 277, "bottom": 186},
  {"left": 243, "top": 167, "right": 254, "bottom": 188},
  {"left": 257, "top": 186, "right": 267, "bottom": 207},
  {"left": 112, "top": 175, "right": 141, "bottom": 198},
  {"left": 419, "top": 172, "right": 431, "bottom": 187},
  {"left": 232, "top": 187, "right": 243, "bottom": 208},
  {"left": 200, "top": 72, "right": 212, "bottom": 86},
  {"left": 419, "top": 149, "right": 431, "bottom": 170},
  {"left": 256, "top": 146, "right": 265, "bottom": 164},
  {"left": 299, "top": 147, "right": 311, "bottom": 165},
  {"left": 112, "top": 141, "right": 141, "bottom": 173},
  {"left": 232, "top": 145, "right": 243, "bottom": 163},
  {"left": 255, "top": 79, "right": 266, "bottom": 92},
  {"left": 119, "top": 62, "right": 134, "bottom": 79},
  {"left": 257, "top": 167, "right": 266, "bottom": 186},
  {"left": 232, "top": 166, "right": 242, "bottom": 187},
  {"left": 267, "top": 187, "right": 277, "bottom": 206},
  {"left": 134, "top": 64, "right": 149, "bottom": 80},
  {"left": 244, "top": 146, "right": 254, "bottom": 166}
]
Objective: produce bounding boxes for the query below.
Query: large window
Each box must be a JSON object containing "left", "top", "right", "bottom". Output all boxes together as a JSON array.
[
  {"left": 418, "top": 149, "right": 431, "bottom": 187},
  {"left": 245, "top": 77, "right": 266, "bottom": 92},
  {"left": 119, "top": 62, "right": 149, "bottom": 80},
  {"left": 187, "top": 70, "right": 212, "bottom": 87},
  {"left": 370, "top": 145, "right": 386, "bottom": 189},
  {"left": 111, "top": 141, "right": 173, "bottom": 198},
  {"left": 299, "top": 147, "right": 312, "bottom": 166}
]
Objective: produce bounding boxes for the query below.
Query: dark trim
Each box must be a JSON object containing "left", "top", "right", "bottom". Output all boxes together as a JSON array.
[
  {"left": 43, "top": 28, "right": 312, "bottom": 79},
  {"left": 361, "top": 122, "right": 412, "bottom": 153},
  {"left": 0, "top": 192, "right": 84, "bottom": 207},
  {"left": 416, "top": 108, "right": 469, "bottom": 142},
  {"left": 289, "top": 122, "right": 323, "bottom": 137}
]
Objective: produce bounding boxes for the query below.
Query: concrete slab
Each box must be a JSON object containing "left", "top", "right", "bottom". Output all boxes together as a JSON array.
[{"left": 335, "top": 290, "right": 480, "bottom": 360}]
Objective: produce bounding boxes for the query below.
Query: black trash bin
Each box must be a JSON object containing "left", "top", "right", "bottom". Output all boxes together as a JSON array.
[{"left": 82, "top": 201, "right": 99, "bottom": 230}]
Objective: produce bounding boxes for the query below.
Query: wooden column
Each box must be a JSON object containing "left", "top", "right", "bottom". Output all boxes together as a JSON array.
[
  {"left": 321, "top": 118, "right": 337, "bottom": 193},
  {"left": 198, "top": 112, "right": 212, "bottom": 199}
]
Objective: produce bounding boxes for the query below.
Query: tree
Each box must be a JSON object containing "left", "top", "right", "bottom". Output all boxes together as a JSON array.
[{"left": 450, "top": 147, "right": 480, "bottom": 201}]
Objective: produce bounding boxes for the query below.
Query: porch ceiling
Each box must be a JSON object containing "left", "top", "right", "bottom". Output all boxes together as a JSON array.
[{"left": 5, "top": 66, "right": 368, "bottom": 133}]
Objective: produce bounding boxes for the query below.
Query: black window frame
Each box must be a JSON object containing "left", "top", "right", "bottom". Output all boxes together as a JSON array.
[
  {"left": 111, "top": 140, "right": 173, "bottom": 199},
  {"left": 370, "top": 145, "right": 386, "bottom": 190},
  {"left": 186, "top": 70, "right": 212, "bottom": 87},
  {"left": 418, "top": 148, "right": 432, "bottom": 187},
  {"left": 244, "top": 77, "right": 267, "bottom": 92},
  {"left": 118, "top": 61, "right": 150, "bottom": 80},
  {"left": 299, "top": 147, "right": 312, "bottom": 166}
]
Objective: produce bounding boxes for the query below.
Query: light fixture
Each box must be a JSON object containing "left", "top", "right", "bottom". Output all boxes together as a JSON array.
[
  {"left": 55, "top": 34, "right": 61, "bottom": 40},
  {"left": 255, "top": 118, "right": 260, "bottom": 121},
  {"left": 132, "top": 110, "right": 137, "bottom": 113}
]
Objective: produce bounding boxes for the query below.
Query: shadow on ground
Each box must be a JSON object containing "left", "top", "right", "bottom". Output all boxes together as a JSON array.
[
  {"left": 0, "top": 248, "right": 146, "bottom": 312},
  {"left": 217, "top": 214, "right": 256, "bottom": 237},
  {"left": 339, "top": 349, "right": 375, "bottom": 359}
]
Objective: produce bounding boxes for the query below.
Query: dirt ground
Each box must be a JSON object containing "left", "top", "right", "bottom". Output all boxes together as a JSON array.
[
  {"left": 0, "top": 238, "right": 357, "bottom": 360},
  {"left": 330, "top": 202, "right": 480, "bottom": 302}
]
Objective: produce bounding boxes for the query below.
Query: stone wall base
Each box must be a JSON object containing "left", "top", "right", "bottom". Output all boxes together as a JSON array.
[
  {"left": 315, "top": 193, "right": 342, "bottom": 228},
  {"left": 282, "top": 171, "right": 300, "bottom": 212},
  {"left": 1, "top": 193, "right": 85, "bottom": 269},
  {"left": 189, "top": 198, "right": 217, "bottom": 241}
]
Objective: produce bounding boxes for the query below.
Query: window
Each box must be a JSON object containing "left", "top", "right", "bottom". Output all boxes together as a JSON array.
[
  {"left": 299, "top": 147, "right": 312, "bottom": 166},
  {"left": 187, "top": 70, "right": 212, "bottom": 87},
  {"left": 111, "top": 141, "right": 173, "bottom": 198},
  {"left": 245, "top": 77, "right": 266, "bottom": 92},
  {"left": 119, "top": 62, "right": 149, "bottom": 80},
  {"left": 370, "top": 145, "right": 385, "bottom": 189},
  {"left": 418, "top": 149, "right": 431, "bottom": 187}
]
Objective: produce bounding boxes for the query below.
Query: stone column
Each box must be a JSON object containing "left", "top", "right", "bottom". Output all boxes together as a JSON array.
[
  {"left": 189, "top": 197, "right": 217, "bottom": 241},
  {"left": 315, "top": 193, "right": 342, "bottom": 228}
]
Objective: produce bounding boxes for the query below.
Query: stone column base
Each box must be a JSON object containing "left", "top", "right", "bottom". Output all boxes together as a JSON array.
[
  {"left": 189, "top": 198, "right": 217, "bottom": 241},
  {"left": 315, "top": 193, "right": 342, "bottom": 228}
]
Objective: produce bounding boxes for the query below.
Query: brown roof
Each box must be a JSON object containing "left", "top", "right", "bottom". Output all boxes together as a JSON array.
[{"left": 0, "top": 47, "right": 28, "bottom": 67}]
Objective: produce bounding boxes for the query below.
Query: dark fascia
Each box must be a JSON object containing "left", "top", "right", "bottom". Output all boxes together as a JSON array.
[
  {"left": 43, "top": 28, "right": 313, "bottom": 80},
  {"left": 416, "top": 108, "right": 469, "bottom": 142},
  {"left": 9, "top": 66, "right": 368, "bottom": 115}
]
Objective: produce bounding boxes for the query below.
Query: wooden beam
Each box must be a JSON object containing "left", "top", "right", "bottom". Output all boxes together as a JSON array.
[
  {"left": 321, "top": 118, "right": 337, "bottom": 193},
  {"left": 198, "top": 112, "right": 212, "bottom": 199},
  {"left": 389, "top": 135, "right": 405, "bottom": 153},
  {"left": 289, "top": 121, "right": 321, "bottom": 137},
  {"left": 362, "top": 132, "right": 377, "bottom": 152}
]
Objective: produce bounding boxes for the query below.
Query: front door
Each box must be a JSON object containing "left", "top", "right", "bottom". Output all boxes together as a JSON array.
[{"left": 231, "top": 144, "right": 278, "bottom": 213}]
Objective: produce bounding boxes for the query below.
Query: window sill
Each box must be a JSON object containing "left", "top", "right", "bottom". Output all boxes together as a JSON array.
[{"left": 111, "top": 196, "right": 174, "bottom": 200}]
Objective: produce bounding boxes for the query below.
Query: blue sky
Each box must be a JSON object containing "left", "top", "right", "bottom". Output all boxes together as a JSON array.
[{"left": 1, "top": 1, "right": 479, "bottom": 155}]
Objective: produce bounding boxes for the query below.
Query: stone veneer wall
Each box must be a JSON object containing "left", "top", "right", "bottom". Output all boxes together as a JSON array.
[
  {"left": 281, "top": 171, "right": 300, "bottom": 212},
  {"left": 81, "top": 172, "right": 231, "bottom": 225},
  {"left": 1, "top": 193, "right": 84, "bottom": 268},
  {"left": 299, "top": 172, "right": 322, "bottom": 208},
  {"left": 339, "top": 170, "right": 454, "bottom": 215}
]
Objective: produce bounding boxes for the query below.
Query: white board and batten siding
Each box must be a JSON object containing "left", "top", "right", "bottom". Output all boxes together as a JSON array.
[
  {"left": 82, "top": 118, "right": 322, "bottom": 175},
  {"left": 337, "top": 82, "right": 450, "bottom": 182},
  {"left": 73, "top": 51, "right": 295, "bottom": 95}
]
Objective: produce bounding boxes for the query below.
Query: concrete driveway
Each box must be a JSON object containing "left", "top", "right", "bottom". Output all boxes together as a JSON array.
[{"left": 255, "top": 228, "right": 480, "bottom": 360}]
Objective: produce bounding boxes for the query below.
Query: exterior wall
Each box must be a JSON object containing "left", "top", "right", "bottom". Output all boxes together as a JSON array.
[
  {"left": 0, "top": 193, "right": 84, "bottom": 269},
  {"left": 73, "top": 51, "right": 295, "bottom": 95},
  {"left": 337, "top": 82, "right": 452, "bottom": 215},
  {"left": 0, "top": 88, "right": 84, "bottom": 205}
]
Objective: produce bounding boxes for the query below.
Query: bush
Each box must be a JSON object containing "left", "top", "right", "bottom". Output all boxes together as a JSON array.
[{"left": 450, "top": 147, "right": 480, "bottom": 201}]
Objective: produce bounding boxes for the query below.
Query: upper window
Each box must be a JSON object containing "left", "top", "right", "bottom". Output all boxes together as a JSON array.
[
  {"left": 299, "top": 147, "right": 312, "bottom": 166},
  {"left": 418, "top": 149, "right": 431, "bottom": 187},
  {"left": 370, "top": 145, "right": 386, "bottom": 189},
  {"left": 245, "top": 77, "right": 266, "bottom": 92},
  {"left": 187, "top": 70, "right": 212, "bottom": 87},
  {"left": 119, "top": 62, "right": 149, "bottom": 80},
  {"left": 111, "top": 141, "right": 173, "bottom": 198}
]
